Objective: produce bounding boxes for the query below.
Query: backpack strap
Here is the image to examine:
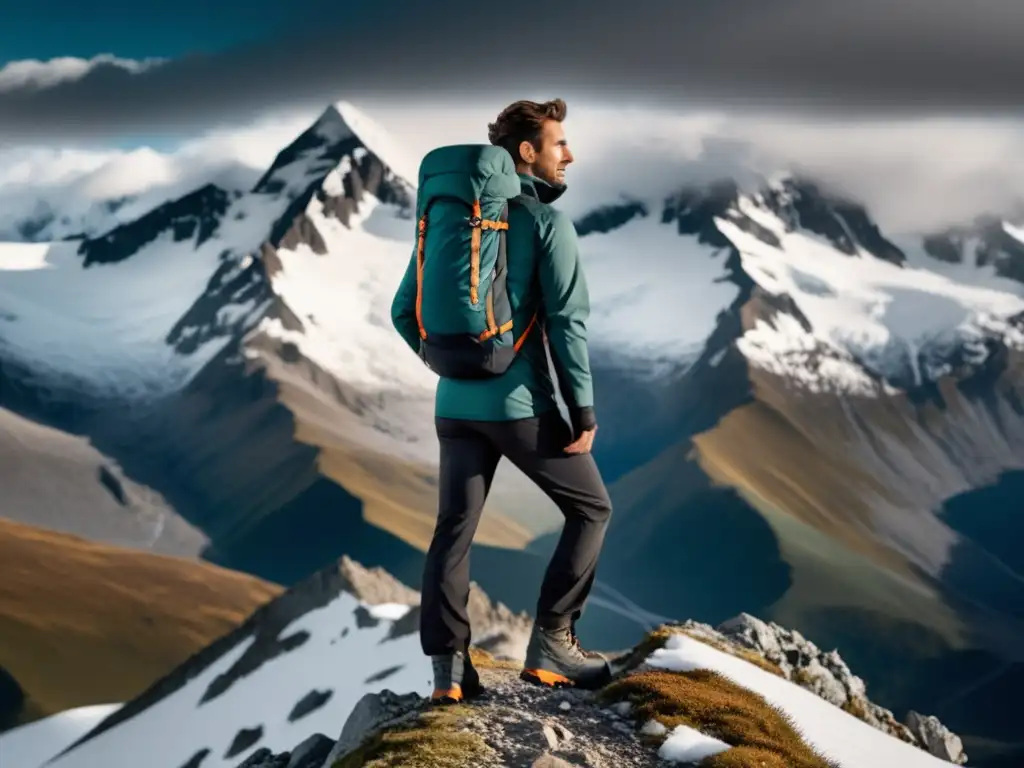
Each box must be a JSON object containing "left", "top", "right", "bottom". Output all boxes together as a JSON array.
[
  {"left": 476, "top": 202, "right": 538, "bottom": 351},
  {"left": 505, "top": 195, "right": 538, "bottom": 352},
  {"left": 514, "top": 312, "right": 538, "bottom": 352},
  {"left": 468, "top": 200, "right": 509, "bottom": 306},
  {"left": 415, "top": 207, "right": 429, "bottom": 341},
  {"left": 479, "top": 203, "right": 511, "bottom": 342}
]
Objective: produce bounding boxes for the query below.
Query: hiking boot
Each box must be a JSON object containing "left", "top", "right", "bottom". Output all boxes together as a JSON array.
[
  {"left": 569, "top": 622, "right": 606, "bottom": 661},
  {"left": 430, "top": 650, "right": 483, "bottom": 704},
  {"left": 520, "top": 624, "right": 612, "bottom": 690}
]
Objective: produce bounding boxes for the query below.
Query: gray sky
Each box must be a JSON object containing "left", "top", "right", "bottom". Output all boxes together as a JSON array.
[{"left": 1, "top": 0, "right": 1023, "bottom": 141}]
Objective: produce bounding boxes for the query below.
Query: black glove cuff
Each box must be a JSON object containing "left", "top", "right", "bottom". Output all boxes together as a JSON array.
[{"left": 570, "top": 406, "right": 596, "bottom": 435}]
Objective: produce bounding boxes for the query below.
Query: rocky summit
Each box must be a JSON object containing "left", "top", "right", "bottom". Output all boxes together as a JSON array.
[{"left": 227, "top": 587, "right": 967, "bottom": 768}]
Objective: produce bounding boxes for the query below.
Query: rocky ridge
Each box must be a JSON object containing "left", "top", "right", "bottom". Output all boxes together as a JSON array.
[
  {"left": 226, "top": 562, "right": 967, "bottom": 768},
  {"left": 335, "top": 555, "right": 534, "bottom": 662},
  {"left": 229, "top": 657, "right": 685, "bottom": 768},
  {"left": 707, "top": 614, "right": 968, "bottom": 765}
]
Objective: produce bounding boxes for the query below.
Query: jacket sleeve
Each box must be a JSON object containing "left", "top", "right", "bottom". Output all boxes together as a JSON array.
[
  {"left": 537, "top": 209, "right": 597, "bottom": 435},
  {"left": 391, "top": 246, "right": 422, "bottom": 354}
]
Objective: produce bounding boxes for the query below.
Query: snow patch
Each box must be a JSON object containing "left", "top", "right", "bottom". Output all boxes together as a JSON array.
[
  {"left": 364, "top": 603, "right": 413, "bottom": 621},
  {"left": 259, "top": 196, "right": 436, "bottom": 395},
  {"left": 580, "top": 213, "right": 737, "bottom": 369},
  {"left": 331, "top": 102, "right": 419, "bottom": 188},
  {"left": 44, "top": 593, "right": 429, "bottom": 768},
  {"left": 0, "top": 190, "right": 292, "bottom": 398},
  {"left": 736, "top": 314, "right": 888, "bottom": 396},
  {"left": 0, "top": 703, "right": 121, "bottom": 768},
  {"left": 658, "top": 723, "right": 731, "bottom": 763},
  {"left": 720, "top": 205, "right": 1024, "bottom": 392},
  {"left": 1004, "top": 221, "right": 1024, "bottom": 246}
]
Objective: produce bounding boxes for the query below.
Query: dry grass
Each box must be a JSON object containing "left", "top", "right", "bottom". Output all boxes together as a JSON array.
[
  {"left": 332, "top": 704, "right": 492, "bottom": 768},
  {"left": 841, "top": 697, "right": 868, "bottom": 720},
  {"left": 468, "top": 646, "right": 519, "bottom": 672},
  {"left": 792, "top": 668, "right": 815, "bottom": 687},
  {"left": 0, "top": 518, "right": 281, "bottom": 723},
  {"left": 591, "top": 626, "right": 838, "bottom": 767},
  {"left": 599, "top": 668, "right": 840, "bottom": 768},
  {"left": 690, "top": 395, "right": 928, "bottom": 580}
]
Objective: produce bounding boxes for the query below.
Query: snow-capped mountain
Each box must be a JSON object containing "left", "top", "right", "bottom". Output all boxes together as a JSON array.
[
  {"left": 2, "top": 99, "right": 1024, "bottom": 766},
  {"left": 0, "top": 102, "right": 434, "bottom": 447},
  {"left": 580, "top": 176, "right": 1024, "bottom": 392},
  {"left": 7, "top": 102, "right": 1020, "bottom": 431},
  {"left": 0, "top": 148, "right": 260, "bottom": 243}
]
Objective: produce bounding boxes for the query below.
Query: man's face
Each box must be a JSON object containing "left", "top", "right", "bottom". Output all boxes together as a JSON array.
[{"left": 520, "top": 119, "right": 575, "bottom": 185}]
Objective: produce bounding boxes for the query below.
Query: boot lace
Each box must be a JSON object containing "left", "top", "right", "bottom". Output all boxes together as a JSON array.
[{"left": 565, "top": 625, "right": 588, "bottom": 660}]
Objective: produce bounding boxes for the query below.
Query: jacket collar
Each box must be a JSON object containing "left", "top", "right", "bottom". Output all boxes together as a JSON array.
[{"left": 517, "top": 173, "right": 567, "bottom": 204}]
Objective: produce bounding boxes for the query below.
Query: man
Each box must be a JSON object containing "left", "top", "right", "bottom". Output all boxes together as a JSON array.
[{"left": 391, "top": 98, "right": 613, "bottom": 703}]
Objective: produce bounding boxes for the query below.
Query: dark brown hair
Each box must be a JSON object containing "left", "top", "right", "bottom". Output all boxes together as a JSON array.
[{"left": 487, "top": 98, "right": 567, "bottom": 165}]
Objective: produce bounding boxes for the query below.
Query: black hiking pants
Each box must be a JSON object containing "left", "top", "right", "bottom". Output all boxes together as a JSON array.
[{"left": 420, "top": 409, "right": 613, "bottom": 656}]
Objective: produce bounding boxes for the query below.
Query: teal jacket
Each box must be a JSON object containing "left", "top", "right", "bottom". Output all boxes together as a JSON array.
[{"left": 391, "top": 172, "right": 596, "bottom": 433}]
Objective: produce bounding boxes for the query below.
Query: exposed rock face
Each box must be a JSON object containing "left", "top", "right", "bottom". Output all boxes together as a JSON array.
[
  {"left": 318, "top": 690, "right": 423, "bottom": 767},
  {"left": 905, "top": 711, "right": 969, "bottom": 766},
  {"left": 336, "top": 556, "right": 420, "bottom": 606},
  {"left": 233, "top": 733, "right": 334, "bottom": 768},
  {"left": 338, "top": 555, "right": 533, "bottom": 661},
  {"left": 78, "top": 184, "right": 233, "bottom": 267}
]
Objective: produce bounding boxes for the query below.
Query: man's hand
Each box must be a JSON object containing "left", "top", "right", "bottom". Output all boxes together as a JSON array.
[{"left": 565, "top": 426, "right": 597, "bottom": 455}]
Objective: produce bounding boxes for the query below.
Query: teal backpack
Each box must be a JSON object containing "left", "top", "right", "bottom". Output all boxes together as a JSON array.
[{"left": 413, "top": 144, "right": 538, "bottom": 379}]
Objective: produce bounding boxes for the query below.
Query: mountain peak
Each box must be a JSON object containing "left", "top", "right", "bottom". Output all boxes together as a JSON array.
[
  {"left": 325, "top": 100, "right": 420, "bottom": 189},
  {"left": 250, "top": 101, "right": 417, "bottom": 206}
]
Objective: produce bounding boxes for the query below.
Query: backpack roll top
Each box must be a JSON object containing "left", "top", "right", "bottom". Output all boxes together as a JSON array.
[{"left": 413, "top": 145, "right": 538, "bottom": 380}]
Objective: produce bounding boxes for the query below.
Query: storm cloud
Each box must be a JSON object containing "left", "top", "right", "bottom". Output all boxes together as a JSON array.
[{"left": 1, "top": 0, "right": 1023, "bottom": 140}]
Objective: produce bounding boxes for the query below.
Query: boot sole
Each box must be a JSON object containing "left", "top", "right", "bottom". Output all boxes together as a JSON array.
[
  {"left": 430, "top": 685, "right": 464, "bottom": 705},
  {"left": 521, "top": 665, "right": 613, "bottom": 691},
  {"left": 520, "top": 668, "right": 575, "bottom": 688},
  {"left": 429, "top": 682, "right": 486, "bottom": 706}
]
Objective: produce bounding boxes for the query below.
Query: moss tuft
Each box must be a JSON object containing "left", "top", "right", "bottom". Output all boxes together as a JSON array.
[
  {"left": 332, "top": 704, "right": 492, "bottom": 768},
  {"left": 702, "top": 745, "right": 807, "bottom": 767},
  {"left": 599, "top": 668, "right": 840, "bottom": 768},
  {"left": 468, "top": 646, "right": 519, "bottom": 671}
]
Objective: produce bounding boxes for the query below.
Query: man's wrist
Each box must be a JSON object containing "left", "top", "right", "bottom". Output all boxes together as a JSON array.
[{"left": 570, "top": 405, "right": 596, "bottom": 435}]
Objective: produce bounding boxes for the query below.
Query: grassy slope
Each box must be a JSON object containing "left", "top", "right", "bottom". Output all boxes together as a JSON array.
[
  {"left": 606, "top": 395, "right": 966, "bottom": 646},
  {"left": 0, "top": 518, "right": 281, "bottom": 725},
  {"left": 258, "top": 343, "right": 535, "bottom": 553}
]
